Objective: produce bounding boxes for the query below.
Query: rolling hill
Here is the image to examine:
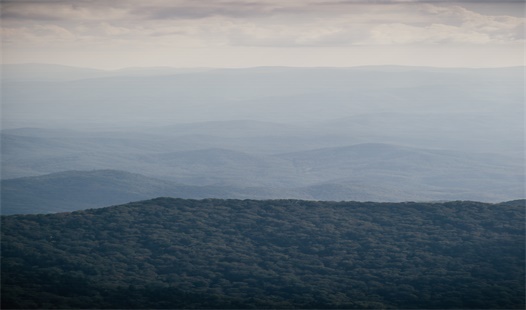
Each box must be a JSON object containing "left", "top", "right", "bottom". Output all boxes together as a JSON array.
[
  {"left": 1, "top": 170, "right": 180, "bottom": 214},
  {"left": 1, "top": 65, "right": 523, "bottom": 205},
  {"left": 2, "top": 198, "right": 524, "bottom": 309},
  {"left": 0, "top": 170, "right": 313, "bottom": 215},
  {"left": 2, "top": 137, "right": 523, "bottom": 213}
]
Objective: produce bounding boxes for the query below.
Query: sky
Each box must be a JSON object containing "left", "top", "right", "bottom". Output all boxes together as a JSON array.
[{"left": 1, "top": 0, "right": 524, "bottom": 69}]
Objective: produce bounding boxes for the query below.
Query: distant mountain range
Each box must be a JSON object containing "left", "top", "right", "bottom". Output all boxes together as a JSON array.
[
  {"left": 0, "top": 170, "right": 241, "bottom": 214},
  {"left": 0, "top": 169, "right": 341, "bottom": 215},
  {"left": 1, "top": 64, "right": 523, "bottom": 212},
  {"left": 1, "top": 63, "right": 214, "bottom": 81},
  {"left": 2, "top": 64, "right": 523, "bottom": 127},
  {"left": 2, "top": 147, "right": 524, "bottom": 214}
]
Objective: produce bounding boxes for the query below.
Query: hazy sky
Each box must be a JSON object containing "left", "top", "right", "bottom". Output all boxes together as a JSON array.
[{"left": 1, "top": 0, "right": 524, "bottom": 69}]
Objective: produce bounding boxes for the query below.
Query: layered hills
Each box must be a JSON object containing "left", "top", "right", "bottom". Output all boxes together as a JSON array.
[
  {"left": 3, "top": 65, "right": 523, "bottom": 142},
  {"left": 2, "top": 138, "right": 523, "bottom": 214},
  {"left": 1, "top": 64, "right": 524, "bottom": 310},
  {"left": 0, "top": 170, "right": 303, "bottom": 215},
  {"left": 1, "top": 65, "right": 524, "bottom": 211}
]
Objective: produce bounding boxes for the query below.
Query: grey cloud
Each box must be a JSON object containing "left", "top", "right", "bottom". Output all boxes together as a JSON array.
[
  {"left": 131, "top": 6, "right": 242, "bottom": 19},
  {"left": 1, "top": 9, "right": 62, "bottom": 21},
  {"left": 6, "top": 0, "right": 521, "bottom": 23},
  {"left": 0, "top": 1, "right": 60, "bottom": 20},
  {"left": 512, "top": 23, "right": 525, "bottom": 39},
  {"left": 0, "top": 0, "right": 130, "bottom": 21},
  {"left": 317, "top": 0, "right": 525, "bottom": 4},
  {"left": 130, "top": 2, "right": 298, "bottom": 20},
  {"left": 2, "top": 0, "right": 523, "bottom": 49}
]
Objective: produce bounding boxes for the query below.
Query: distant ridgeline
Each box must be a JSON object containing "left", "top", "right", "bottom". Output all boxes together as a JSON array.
[{"left": 2, "top": 198, "right": 524, "bottom": 309}]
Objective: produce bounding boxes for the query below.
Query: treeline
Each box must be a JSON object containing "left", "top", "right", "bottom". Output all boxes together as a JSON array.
[{"left": 2, "top": 198, "right": 525, "bottom": 309}]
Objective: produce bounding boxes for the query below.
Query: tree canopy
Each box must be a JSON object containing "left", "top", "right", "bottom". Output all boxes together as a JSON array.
[{"left": 2, "top": 198, "right": 524, "bottom": 309}]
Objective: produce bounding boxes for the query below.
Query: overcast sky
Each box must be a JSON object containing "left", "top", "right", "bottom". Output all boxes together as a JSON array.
[{"left": 1, "top": 0, "right": 524, "bottom": 69}]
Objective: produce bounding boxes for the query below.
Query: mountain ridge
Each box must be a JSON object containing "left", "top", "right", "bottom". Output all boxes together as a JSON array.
[
  {"left": 2, "top": 166, "right": 524, "bottom": 215},
  {"left": 3, "top": 63, "right": 523, "bottom": 85}
]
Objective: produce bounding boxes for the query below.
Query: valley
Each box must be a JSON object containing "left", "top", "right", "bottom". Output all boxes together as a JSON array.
[{"left": 1, "top": 65, "right": 524, "bottom": 213}]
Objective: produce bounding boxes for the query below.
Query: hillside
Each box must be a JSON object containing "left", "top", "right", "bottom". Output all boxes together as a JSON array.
[
  {"left": 2, "top": 128, "right": 523, "bottom": 204},
  {"left": 0, "top": 169, "right": 414, "bottom": 215},
  {"left": 0, "top": 170, "right": 181, "bottom": 214},
  {"left": 2, "top": 198, "right": 524, "bottom": 309},
  {"left": 3, "top": 152, "right": 523, "bottom": 215},
  {"left": 0, "top": 170, "right": 304, "bottom": 215},
  {"left": 1, "top": 169, "right": 331, "bottom": 215}
]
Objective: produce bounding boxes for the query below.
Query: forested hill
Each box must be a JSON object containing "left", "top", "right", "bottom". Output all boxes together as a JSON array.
[{"left": 2, "top": 198, "right": 525, "bottom": 309}]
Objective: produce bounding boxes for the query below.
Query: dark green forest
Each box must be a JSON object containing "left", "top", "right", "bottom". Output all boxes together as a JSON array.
[{"left": 2, "top": 198, "right": 524, "bottom": 309}]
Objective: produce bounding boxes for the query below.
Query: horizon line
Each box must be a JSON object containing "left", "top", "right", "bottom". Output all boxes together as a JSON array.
[{"left": 2, "top": 62, "right": 525, "bottom": 71}]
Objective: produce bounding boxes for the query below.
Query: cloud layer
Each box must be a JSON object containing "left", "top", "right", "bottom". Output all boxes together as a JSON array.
[{"left": 1, "top": 0, "right": 524, "bottom": 68}]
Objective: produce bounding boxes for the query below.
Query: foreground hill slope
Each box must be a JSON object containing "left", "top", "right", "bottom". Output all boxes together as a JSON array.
[{"left": 2, "top": 198, "right": 524, "bottom": 309}]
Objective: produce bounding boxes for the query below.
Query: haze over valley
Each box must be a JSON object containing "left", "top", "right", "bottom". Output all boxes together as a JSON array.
[
  {"left": 2, "top": 1, "right": 525, "bottom": 308},
  {"left": 1, "top": 64, "right": 524, "bottom": 213}
]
